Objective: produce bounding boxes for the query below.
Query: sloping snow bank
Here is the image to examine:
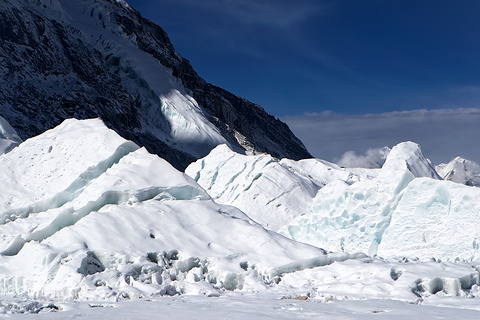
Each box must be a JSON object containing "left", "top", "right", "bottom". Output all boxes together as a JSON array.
[
  {"left": 0, "top": 118, "right": 343, "bottom": 302},
  {"left": 186, "top": 144, "right": 377, "bottom": 230},
  {"left": 0, "top": 116, "right": 21, "bottom": 155},
  {"left": 281, "top": 142, "right": 480, "bottom": 260}
]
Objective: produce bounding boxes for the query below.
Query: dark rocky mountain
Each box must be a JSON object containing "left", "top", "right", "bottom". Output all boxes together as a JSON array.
[{"left": 0, "top": 0, "right": 311, "bottom": 170}]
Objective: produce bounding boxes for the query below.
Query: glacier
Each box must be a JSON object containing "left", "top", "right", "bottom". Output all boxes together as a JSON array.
[
  {"left": 0, "top": 118, "right": 352, "bottom": 302},
  {"left": 0, "top": 118, "right": 479, "bottom": 318},
  {"left": 1, "top": 0, "right": 480, "bottom": 317},
  {"left": 186, "top": 144, "right": 376, "bottom": 231}
]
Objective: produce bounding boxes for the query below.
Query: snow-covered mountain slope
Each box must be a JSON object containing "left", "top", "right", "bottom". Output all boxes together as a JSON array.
[
  {"left": 436, "top": 157, "right": 480, "bottom": 187},
  {"left": 0, "top": 0, "right": 310, "bottom": 170},
  {"left": 281, "top": 142, "right": 480, "bottom": 260},
  {"left": 186, "top": 144, "right": 378, "bottom": 230},
  {"left": 0, "top": 118, "right": 355, "bottom": 301},
  {"left": 0, "top": 115, "right": 21, "bottom": 155}
]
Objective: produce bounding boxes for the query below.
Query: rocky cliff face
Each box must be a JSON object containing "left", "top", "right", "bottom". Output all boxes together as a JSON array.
[{"left": 0, "top": 0, "right": 311, "bottom": 169}]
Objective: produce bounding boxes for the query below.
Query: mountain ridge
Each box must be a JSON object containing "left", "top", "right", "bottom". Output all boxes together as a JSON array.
[{"left": 0, "top": 0, "right": 311, "bottom": 170}]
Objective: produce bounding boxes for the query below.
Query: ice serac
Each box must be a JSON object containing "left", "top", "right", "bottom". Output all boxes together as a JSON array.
[
  {"left": 281, "top": 141, "right": 480, "bottom": 260},
  {"left": 186, "top": 144, "right": 378, "bottom": 231},
  {"left": 379, "top": 178, "right": 480, "bottom": 260},
  {"left": 0, "top": 0, "right": 310, "bottom": 170},
  {"left": 436, "top": 157, "right": 480, "bottom": 187},
  {"left": 0, "top": 118, "right": 339, "bottom": 301}
]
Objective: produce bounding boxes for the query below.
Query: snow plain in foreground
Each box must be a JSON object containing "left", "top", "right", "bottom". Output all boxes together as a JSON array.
[{"left": 0, "top": 118, "right": 479, "bottom": 318}]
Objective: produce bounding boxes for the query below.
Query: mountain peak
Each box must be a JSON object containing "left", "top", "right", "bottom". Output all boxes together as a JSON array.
[
  {"left": 436, "top": 156, "right": 480, "bottom": 186},
  {"left": 0, "top": 0, "right": 310, "bottom": 170},
  {"left": 381, "top": 141, "right": 441, "bottom": 179}
]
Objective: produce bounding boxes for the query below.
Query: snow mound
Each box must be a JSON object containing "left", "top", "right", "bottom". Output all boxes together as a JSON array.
[
  {"left": 281, "top": 141, "right": 480, "bottom": 260},
  {"left": 0, "top": 116, "right": 21, "bottom": 155},
  {"left": 436, "top": 157, "right": 480, "bottom": 187},
  {"left": 186, "top": 144, "right": 377, "bottom": 230},
  {"left": 0, "top": 119, "right": 344, "bottom": 302}
]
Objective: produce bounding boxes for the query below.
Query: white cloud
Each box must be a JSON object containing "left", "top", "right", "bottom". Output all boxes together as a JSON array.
[
  {"left": 282, "top": 108, "right": 480, "bottom": 165},
  {"left": 161, "top": 0, "right": 324, "bottom": 28},
  {"left": 337, "top": 147, "right": 391, "bottom": 168}
]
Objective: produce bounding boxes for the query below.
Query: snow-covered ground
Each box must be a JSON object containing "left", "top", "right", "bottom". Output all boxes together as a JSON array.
[
  {"left": 1, "top": 118, "right": 480, "bottom": 318},
  {"left": 4, "top": 292, "right": 480, "bottom": 319}
]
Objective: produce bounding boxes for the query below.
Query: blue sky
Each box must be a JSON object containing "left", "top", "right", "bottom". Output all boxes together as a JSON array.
[
  {"left": 127, "top": 0, "right": 480, "bottom": 116},
  {"left": 126, "top": 0, "right": 480, "bottom": 164}
]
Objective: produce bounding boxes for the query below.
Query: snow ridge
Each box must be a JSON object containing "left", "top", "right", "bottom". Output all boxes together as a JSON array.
[{"left": 0, "top": 0, "right": 310, "bottom": 170}]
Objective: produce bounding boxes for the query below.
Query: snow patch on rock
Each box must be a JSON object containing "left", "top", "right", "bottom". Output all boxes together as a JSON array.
[{"left": 0, "top": 116, "right": 21, "bottom": 155}]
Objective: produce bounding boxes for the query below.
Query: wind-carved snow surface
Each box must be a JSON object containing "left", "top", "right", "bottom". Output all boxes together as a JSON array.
[
  {"left": 0, "top": 118, "right": 359, "bottom": 303},
  {"left": 0, "top": 116, "right": 21, "bottom": 155}
]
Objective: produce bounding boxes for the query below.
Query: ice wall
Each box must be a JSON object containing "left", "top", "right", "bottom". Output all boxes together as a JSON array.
[{"left": 281, "top": 142, "right": 480, "bottom": 260}]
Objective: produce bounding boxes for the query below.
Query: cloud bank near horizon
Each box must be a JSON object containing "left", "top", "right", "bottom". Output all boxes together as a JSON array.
[{"left": 282, "top": 108, "right": 480, "bottom": 166}]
